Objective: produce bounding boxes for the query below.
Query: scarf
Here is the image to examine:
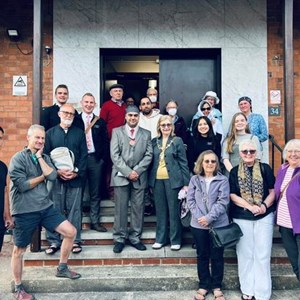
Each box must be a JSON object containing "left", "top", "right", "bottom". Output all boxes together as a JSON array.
[{"left": 238, "top": 160, "right": 264, "bottom": 205}]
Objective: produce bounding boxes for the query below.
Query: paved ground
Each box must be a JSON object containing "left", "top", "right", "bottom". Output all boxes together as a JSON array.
[{"left": 1, "top": 240, "right": 299, "bottom": 300}]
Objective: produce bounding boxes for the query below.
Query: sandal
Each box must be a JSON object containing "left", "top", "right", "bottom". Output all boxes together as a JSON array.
[
  {"left": 72, "top": 243, "right": 82, "bottom": 254},
  {"left": 45, "top": 245, "right": 60, "bottom": 255},
  {"left": 213, "top": 288, "right": 225, "bottom": 300},
  {"left": 194, "top": 288, "right": 208, "bottom": 300},
  {"left": 241, "top": 295, "right": 255, "bottom": 300}
]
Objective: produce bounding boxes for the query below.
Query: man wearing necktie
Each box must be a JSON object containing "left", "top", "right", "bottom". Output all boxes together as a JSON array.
[
  {"left": 74, "top": 93, "right": 109, "bottom": 232},
  {"left": 110, "top": 105, "right": 153, "bottom": 253}
]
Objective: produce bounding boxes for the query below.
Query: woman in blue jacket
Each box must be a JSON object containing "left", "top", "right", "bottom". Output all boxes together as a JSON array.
[
  {"left": 149, "top": 115, "right": 190, "bottom": 251},
  {"left": 187, "top": 150, "right": 229, "bottom": 300}
]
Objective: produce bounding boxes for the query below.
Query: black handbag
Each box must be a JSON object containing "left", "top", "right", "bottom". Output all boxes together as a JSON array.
[{"left": 209, "top": 222, "right": 243, "bottom": 248}]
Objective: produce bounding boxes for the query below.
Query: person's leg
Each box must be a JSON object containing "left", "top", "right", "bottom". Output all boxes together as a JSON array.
[
  {"left": 88, "top": 156, "right": 104, "bottom": 225},
  {"left": 164, "top": 180, "right": 181, "bottom": 246},
  {"left": 128, "top": 187, "right": 145, "bottom": 244},
  {"left": 233, "top": 218, "right": 255, "bottom": 298},
  {"left": 210, "top": 244, "right": 224, "bottom": 290},
  {"left": 65, "top": 186, "right": 82, "bottom": 245},
  {"left": 280, "top": 226, "right": 300, "bottom": 280},
  {"left": 253, "top": 213, "right": 273, "bottom": 300},
  {"left": 46, "top": 180, "right": 64, "bottom": 247},
  {"left": 190, "top": 226, "right": 211, "bottom": 291},
  {"left": 113, "top": 185, "right": 130, "bottom": 243},
  {"left": 153, "top": 180, "right": 168, "bottom": 245},
  {"left": 11, "top": 246, "right": 26, "bottom": 285}
]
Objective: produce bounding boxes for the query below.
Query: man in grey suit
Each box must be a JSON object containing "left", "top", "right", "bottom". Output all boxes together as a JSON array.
[{"left": 110, "top": 105, "right": 153, "bottom": 253}]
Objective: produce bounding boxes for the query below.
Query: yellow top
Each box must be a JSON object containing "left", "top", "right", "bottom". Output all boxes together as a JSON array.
[{"left": 156, "top": 138, "right": 169, "bottom": 179}]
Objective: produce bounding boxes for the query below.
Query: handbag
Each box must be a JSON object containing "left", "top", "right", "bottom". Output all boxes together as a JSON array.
[
  {"left": 179, "top": 197, "right": 191, "bottom": 228},
  {"left": 202, "top": 185, "right": 243, "bottom": 248},
  {"left": 209, "top": 222, "right": 243, "bottom": 248},
  {"left": 50, "top": 147, "right": 75, "bottom": 171}
]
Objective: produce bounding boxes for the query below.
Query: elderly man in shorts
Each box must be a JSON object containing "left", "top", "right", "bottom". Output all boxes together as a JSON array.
[{"left": 9, "top": 124, "right": 80, "bottom": 300}]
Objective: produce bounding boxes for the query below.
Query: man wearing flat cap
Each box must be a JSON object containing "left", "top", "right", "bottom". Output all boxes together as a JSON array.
[
  {"left": 100, "top": 83, "right": 126, "bottom": 139},
  {"left": 110, "top": 105, "right": 153, "bottom": 253}
]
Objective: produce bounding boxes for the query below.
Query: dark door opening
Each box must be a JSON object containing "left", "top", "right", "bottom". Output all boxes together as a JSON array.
[{"left": 100, "top": 48, "right": 221, "bottom": 125}]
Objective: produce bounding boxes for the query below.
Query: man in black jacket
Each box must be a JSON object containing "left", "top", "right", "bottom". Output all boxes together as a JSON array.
[{"left": 74, "top": 93, "right": 109, "bottom": 232}]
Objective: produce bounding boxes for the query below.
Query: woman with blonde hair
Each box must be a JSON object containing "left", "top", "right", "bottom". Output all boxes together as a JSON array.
[
  {"left": 187, "top": 150, "right": 229, "bottom": 300},
  {"left": 149, "top": 115, "right": 190, "bottom": 251},
  {"left": 222, "top": 112, "right": 260, "bottom": 175}
]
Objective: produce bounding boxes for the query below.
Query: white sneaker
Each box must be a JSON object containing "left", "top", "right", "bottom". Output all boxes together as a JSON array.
[
  {"left": 152, "top": 242, "right": 163, "bottom": 249},
  {"left": 170, "top": 244, "right": 181, "bottom": 251}
]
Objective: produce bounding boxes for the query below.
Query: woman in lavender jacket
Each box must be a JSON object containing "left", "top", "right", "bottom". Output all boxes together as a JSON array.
[
  {"left": 274, "top": 139, "right": 300, "bottom": 283},
  {"left": 187, "top": 150, "right": 229, "bottom": 300}
]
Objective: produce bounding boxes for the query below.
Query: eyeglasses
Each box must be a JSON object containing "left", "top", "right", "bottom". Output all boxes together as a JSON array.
[
  {"left": 60, "top": 111, "right": 75, "bottom": 117},
  {"left": 287, "top": 150, "right": 300, "bottom": 154},
  {"left": 241, "top": 149, "right": 256, "bottom": 155},
  {"left": 201, "top": 107, "right": 211, "bottom": 111},
  {"left": 160, "top": 123, "right": 172, "bottom": 128},
  {"left": 203, "top": 159, "right": 217, "bottom": 164}
]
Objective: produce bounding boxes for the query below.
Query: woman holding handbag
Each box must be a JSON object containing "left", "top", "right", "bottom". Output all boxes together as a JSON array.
[
  {"left": 229, "top": 139, "right": 275, "bottom": 300},
  {"left": 187, "top": 150, "right": 229, "bottom": 300},
  {"left": 274, "top": 139, "right": 300, "bottom": 283}
]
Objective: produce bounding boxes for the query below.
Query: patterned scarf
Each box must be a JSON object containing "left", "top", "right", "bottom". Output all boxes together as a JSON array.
[{"left": 238, "top": 160, "right": 263, "bottom": 205}]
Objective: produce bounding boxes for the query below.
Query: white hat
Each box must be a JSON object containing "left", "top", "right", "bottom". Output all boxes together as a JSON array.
[{"left": 202, "top": 91, "right": 220, "bottom": 105}]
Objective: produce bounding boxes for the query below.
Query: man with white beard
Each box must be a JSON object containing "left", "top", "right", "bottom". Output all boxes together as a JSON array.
[{"left": 44, "top": 103, "right": 87, "bottom": 255}]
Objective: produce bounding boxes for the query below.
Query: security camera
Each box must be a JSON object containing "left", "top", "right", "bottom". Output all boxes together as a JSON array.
[{"left": 45, "top": 45, "right": 52, "bottom": 55}]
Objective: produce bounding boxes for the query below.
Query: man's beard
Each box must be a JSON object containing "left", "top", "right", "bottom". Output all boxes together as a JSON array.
[{"left": 142, "top": 109, "right": 152, "bottom": 115}]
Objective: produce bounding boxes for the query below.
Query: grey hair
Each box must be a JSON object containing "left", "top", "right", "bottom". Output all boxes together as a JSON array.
[
  {"left": 283, "top": 139, "right": 300, "bottom": 160},
  {"left": 27, "top": 124, "right": 45, "bottom": 137},
  {"left": 238, "top": 139, "right": 258, "bottom": 151}
]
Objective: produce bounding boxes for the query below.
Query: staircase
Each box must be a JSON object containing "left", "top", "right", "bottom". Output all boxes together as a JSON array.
[{"left": 21, "top": 199, "right": 299, "bottom": 293}]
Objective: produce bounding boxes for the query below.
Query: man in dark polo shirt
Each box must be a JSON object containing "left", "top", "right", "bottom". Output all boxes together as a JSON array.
[{"left": 9, "top": 124, "right": 80, "bottom": 300}]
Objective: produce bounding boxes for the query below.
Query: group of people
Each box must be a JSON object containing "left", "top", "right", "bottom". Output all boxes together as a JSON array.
[{"left": 0, "top": 84, "right": 299, "bottom": 300}]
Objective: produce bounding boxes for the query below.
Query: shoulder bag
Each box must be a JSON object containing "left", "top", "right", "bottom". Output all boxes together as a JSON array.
[{"left": 50, "top": 147, "right": 75, "bottom": 171}]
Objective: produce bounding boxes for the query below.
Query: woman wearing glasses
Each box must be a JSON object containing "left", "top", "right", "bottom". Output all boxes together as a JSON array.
[
  {"left": 188, "top": 116, "right": 222, "bottom": 172},
  {"left": 187, "top": 150, "right": 229, "bottom": 300},
  {"left": 229, "top": 139, "right": 275, "bottom": 300},
  {"left": 149, "top": 115, "right": 190, "bottom": 251},
  {"left": 190, "top": 100, "right": 223, "bottom": 140},
  {"left": 274, "top": 139, "right": 300, "bottom": 283},
  {"left": 222, "top": 112, "right": 261, "bottom": 176}
]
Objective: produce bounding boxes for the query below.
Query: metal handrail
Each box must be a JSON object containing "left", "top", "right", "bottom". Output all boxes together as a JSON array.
[{"left": 268, "top": 134, "right": 284, "bottom": 170}]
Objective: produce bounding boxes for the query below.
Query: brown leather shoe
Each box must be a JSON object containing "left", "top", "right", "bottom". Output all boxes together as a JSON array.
[{"left": 90, "top": 223, "right": 107, "bottom": 232}]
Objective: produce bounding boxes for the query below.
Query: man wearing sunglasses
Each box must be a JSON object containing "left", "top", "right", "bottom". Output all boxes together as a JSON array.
[{"left": 44, "top": 104, "right": 87, "bottom": 255}]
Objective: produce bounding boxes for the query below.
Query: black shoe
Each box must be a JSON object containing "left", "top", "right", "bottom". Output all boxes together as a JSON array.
[
  {"left": 144, "top": 205, "right": 153, "bottom": 216},
  {"left": 113, "top": 242, "right": 125, "bottom": 253},
  {"left": 131, "top": 242, "right": 146, "bottom": 251},
  {"left": 192, "top": 243, "right": 196, "bottom": 249},
  {"left": 91, "top": 223, "right": 107, "bottom": 232}
]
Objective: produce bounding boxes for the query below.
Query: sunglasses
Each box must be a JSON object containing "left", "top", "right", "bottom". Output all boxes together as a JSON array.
[
  {"left": 203, "top": 159, "right": 217, "bottom": 164},
  {"left": 241, "top": 149, "right": 256, "bottom": 155},
  {"left": 201, "top": 107, "right": 211, "bottom": 111},
  {"left": 160, "top": 123, "right": 172, "bottom": 128}
]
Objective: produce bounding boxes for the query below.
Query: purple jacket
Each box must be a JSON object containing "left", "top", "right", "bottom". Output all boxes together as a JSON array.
[
  {"left": 274, "top": 163, "right": 300, "bottom": 234},
  {"left": 187, "top": 172, "right": 230, "bottom": 230}
]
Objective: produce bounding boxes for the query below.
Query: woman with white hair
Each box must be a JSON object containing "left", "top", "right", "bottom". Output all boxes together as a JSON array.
[
  {"left": 229, "top": 139, "right": 275, "bottom": 300},
  {"left": 274, "top": 139, "right": 300, "bottom": 283}
]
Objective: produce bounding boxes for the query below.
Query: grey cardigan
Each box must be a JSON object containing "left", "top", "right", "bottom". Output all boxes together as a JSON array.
[
  {"left": 187, "top": 172, "right": 230, "bottom": 229},
  {"left": 148, "top": 136, "right": 190, "bottom": 189}
]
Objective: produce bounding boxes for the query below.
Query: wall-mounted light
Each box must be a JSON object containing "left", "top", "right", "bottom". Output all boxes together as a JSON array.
[{"left": 7, "top": 29, "right": 20, "bottom": 41}]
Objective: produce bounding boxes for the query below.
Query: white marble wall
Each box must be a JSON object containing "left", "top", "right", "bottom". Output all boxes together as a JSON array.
[{"left": 53, "top": 0, "right": 268, "bottom": 143}]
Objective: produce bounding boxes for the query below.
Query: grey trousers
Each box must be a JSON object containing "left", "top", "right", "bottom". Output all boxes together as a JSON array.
[
  {"left": 113, "top": 184, "right": 145, "bottom": 244},
  {"left": 153, "top": 179, "right": 182, "bottom": 245},
  {"left": 46, "top": 180, "right": 82, "bottom": 246}
]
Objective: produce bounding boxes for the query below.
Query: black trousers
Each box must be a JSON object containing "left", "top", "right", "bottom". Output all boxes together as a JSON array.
[
  {"left": 279, "top": 226, "right": 300, "bottom": 281},
  {"left": 191, "top": 226, "right": 224, "bottom": 290}
]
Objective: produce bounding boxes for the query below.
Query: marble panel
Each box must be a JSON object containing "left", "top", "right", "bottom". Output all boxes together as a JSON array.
[
  {"left": 224, "top": 0, "right": 267, "bottom": 48},
  {"left": 177, "top": 0, "right": 224, "bottom": 14},
  {"left": 53, "top": 47, "right": 100, "bottom": 114}
]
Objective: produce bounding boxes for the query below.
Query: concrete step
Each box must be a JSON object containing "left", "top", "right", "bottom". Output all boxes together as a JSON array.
[
  {"left": 17, "top": 264, "right": 299, "bottom": 294},
  {"left": 24, "top": 244, "right": 290, "bottom": 267},
  {"left": 3, "top": 290, "right": 300, "bottom": 300}
]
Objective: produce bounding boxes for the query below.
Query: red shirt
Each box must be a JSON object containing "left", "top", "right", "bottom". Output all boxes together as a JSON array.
[{"left": 100, "top": 100, "right": 126, "bottom": 139}]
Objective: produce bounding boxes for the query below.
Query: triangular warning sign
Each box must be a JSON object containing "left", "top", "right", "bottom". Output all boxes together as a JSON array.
[{"left": 14, "top": 76, "right": 26, "bottom": 87}]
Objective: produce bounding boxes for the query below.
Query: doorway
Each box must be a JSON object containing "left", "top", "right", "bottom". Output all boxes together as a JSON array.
[{"left": 100, "top": 48, "right": 221, "bottom": 126}]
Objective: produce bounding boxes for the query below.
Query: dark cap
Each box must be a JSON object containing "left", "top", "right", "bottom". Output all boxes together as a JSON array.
[
  {"left": 238, "top": 96, "right": 252, "bottom": 105},
  {"left": 109, "top": 83, "right": 124, "bottom": 91},
  {"left": 126, "top": 105, "right": 140, "bottom": 114}
]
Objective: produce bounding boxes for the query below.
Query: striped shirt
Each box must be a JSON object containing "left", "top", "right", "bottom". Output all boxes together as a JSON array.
[{"left": 277, "top": 166, "right": 294, "bottom": 228}]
